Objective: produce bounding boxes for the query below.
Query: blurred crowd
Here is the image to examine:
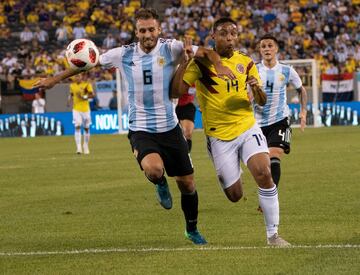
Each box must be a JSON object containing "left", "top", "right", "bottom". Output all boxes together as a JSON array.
[
  {"left": 163, "top": 0, "right": 360, "bottom": 74},
  {"left": 0, "top": 0, "right": 360, "bottom": 97},
  {"left": 0, "top": 0, "right": 140, "bottom": 93}
]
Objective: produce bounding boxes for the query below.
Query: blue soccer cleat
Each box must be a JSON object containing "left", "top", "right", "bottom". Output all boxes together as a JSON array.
[
  {"left": 155, "top": 181, "right": 172, "bottom": 210},
  {"left": 185, "top": 230, "right": 207, "bottom": 245}
]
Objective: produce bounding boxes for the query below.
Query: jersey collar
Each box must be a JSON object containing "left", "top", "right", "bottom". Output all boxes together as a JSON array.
[
  {"left": 137, "top": 39, "right": 161, "bottom": 56},
  {"left": 262, "top": 60, "right": 279, "bottom": 70}
]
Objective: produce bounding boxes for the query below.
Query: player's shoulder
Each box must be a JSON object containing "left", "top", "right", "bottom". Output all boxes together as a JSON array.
[
  {"left": 122, "top": 42, "right": 137, "bottom": 49},
  {"left": 236, "top": 50, "right": 251, "bottom": 59},
  {"left": 119, "top": 43, "right": 137, "bottom": 55},
  {"left": 278, "top": 61, "right": 299, "bottom": 76},
  {"left": 234, "top": 51, "right": 254, "bottom": 63},
  {"left": 278, "top": 61, "right": 292, "bottom": 69},
  {"left": 158, "top": 38, "right": 182, "bottom": 47},
  {"left": 237, "top": 50, "right": 250, "bottom": 56},
  {"left": 159, "top": 38, "right": 174, "bottom": 44}
]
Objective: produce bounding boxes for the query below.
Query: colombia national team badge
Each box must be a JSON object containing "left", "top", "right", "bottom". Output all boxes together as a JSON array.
[
  {"left": 157, "top": 56, "right": 165, "bottom": 66},
  {"left": 236, "top": 64, "right": 245, "bottom": 74}
]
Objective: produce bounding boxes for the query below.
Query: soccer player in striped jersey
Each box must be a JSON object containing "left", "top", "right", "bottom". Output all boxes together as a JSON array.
[
  {"left": 34, "top": 8, "right": 235, "bottom": 245},
  {"left": 255, "top": 34, "right": 307, "bottom": 194},
  {"left": 171, "top": 18, "right": 290, "bottom": 247},
  {"left": 68, "top": 74, "right": 94, "bottom": 154}
]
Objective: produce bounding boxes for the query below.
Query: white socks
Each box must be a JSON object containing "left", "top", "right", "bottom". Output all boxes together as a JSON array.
[
  {"left": 258, "top": 186, "right": 279, "bottom": 238},
  {"left": 84, "top": 131, "right": 90, "bottom": 146},
  {"left": 75, "top": 128, "right": 81, "bottom": 149}
]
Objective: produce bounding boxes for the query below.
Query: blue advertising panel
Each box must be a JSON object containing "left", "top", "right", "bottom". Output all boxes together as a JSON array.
[
  {"left": 0, "top": 111, "right": 129, "bottom": 137},
  {"left": 1, "top": 102, "right": 358, "bottom": 138},
  {"left": 288, "top": 101, "right": 359, "bottom": 127}
]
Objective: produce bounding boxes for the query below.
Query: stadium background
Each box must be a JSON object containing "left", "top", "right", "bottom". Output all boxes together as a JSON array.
[
  {"left": 0, "top": 1, "right": 359, "bottom": 273},
  {"left": 0, "top": 0, "right": 359, "bottom": 137}
]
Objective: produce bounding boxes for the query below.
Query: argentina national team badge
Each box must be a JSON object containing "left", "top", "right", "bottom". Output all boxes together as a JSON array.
[
  {"left": 157, "top": 56, "right": 165, "bottom": 66},
  {"left": 278, "top": 73, "right": 285, "bottom": 82},
  {"left": 236, "top": 64, "right": 245, "bottom": 74}
]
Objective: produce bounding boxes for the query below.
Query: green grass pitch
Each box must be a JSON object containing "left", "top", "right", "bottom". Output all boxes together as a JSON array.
[{"left": 0, "top": 126, "right": 359, "bottom": 274}]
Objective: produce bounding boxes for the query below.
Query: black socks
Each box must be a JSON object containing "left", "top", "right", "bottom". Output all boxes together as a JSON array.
[
  {"left": 181, "top": 191, "right": 198, "bottom": 232},
  {"left": 270, "top": 157, "right": 281, "bottom": 187}
]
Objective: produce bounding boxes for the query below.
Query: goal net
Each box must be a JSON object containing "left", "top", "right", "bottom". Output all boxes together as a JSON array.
[{"left": 282, "top": 59, "right": 322, "bottom": 127}]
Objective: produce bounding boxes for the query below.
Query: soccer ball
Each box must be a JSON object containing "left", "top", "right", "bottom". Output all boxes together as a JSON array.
[{"left": 65, "top": 39, "right": 99, "bottom": 71}]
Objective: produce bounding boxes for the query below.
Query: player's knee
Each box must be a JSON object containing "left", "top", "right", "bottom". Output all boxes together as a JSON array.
[
  {"left": 176, "top": 175, "right": 195, "bottom": 193},
  {"left": 224, "top": 182, "right": 243, "bottom": 202},
  {"left": 183, "top": 130, "right": 192, "bottom": 140},
  {"left": 227, "top": 193, "right": 242, "bottom": 202},
  {"left": 143, "top": 164, "right": 164, "bottom": 180},
  {"left": 254, "top": 166, "right": 273, "bottom": 187}
]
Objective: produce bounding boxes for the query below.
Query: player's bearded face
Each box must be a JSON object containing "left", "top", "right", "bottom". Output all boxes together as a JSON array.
[
  {"left": 260, "top": 39, "right": 278, "bottom": 61},
  {"left": 136, "top": 19, "right": 161, "bottom": 52},
  {"left": 213, "top": 23, "right": 238, "bottom": 57}
]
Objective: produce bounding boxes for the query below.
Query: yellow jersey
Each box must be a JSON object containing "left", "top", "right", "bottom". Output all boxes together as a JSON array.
[
  {"left": 70, "top": 81, "right": 93, "bottom": 112},
  {"left": 183, "top": 51, "right": 261, "bottom": 140}
]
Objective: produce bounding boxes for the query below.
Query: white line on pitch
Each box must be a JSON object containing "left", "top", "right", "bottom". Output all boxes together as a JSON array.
[{"left": 0, "top": 244, "right": 359, "bottom": 257}]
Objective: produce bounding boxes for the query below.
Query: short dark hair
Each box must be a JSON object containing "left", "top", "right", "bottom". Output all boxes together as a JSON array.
[
  {"left": 135, "top": 8, "right": 159, "bottom": 22},
  {"left": 212, "top": 18, "right": 237, "bottom": 32},
  {"left": 259, "top": 34, "right": 279, "bottom": 45}
]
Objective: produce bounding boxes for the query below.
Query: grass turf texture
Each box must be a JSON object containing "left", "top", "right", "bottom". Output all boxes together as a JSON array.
[{"left": 0, "top": 126, "right": 359, "bottom": 274}]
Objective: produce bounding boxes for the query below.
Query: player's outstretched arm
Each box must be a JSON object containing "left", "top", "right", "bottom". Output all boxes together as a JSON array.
[
  {"left": 247, "top": 76, "right": 267, "bottom": 106},
  {"left": 297, "top": 86, "right": 308, "bottom": 131},
  {"left": 33, "top": 68, "right": 83, "bottom": 90}
]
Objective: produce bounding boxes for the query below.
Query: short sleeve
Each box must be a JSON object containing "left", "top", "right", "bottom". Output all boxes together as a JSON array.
[
  {"left": 99, "top": 47, "right": 124, "bottom": 69},
  {"left": 289, "top": 67, "right": 302, "bottom": 89},
  {"left": 170, "top": 39, "right": 198, "bottom": 61}
]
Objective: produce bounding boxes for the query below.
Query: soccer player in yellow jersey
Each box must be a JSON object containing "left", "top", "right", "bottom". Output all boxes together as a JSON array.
[
  {"left": 171, "top": 18, "right": 290, "bottom": 247},
  {"left": 68, "top": 74, "right": 95, "bottom": 154}
]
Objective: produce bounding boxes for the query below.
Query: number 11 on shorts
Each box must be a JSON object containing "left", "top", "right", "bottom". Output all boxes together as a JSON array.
[{"left": 252, "top": 134, "right": 264, "bottom": 146}]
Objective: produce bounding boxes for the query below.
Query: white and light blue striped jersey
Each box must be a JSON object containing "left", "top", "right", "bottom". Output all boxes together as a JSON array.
[
  {"left": 99, "top": 39, "right": 198, "bottom": 133},
  {"left": 254, "top": 61, "right": 302, "bottom": 127}
]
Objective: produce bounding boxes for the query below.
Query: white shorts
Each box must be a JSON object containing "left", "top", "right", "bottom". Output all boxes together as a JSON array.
[
  {"left": 72, "top": 110, "right": 91, "bottom": 128},
  {"left": 206, "top": 123, "right": 269, "bottom": 190}
]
